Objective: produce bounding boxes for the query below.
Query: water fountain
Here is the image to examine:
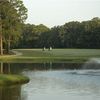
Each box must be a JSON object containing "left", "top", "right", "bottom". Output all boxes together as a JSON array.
[
  {"left": 82, "top": 58, "right": 100, "bottom": 69},
  {"left": 69, "top": 58, "right": 100, "bottom": 76}
]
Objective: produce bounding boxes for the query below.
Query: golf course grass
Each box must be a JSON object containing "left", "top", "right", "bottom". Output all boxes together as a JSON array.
[
  {"left": 0, "top": 74, "right": 29, "bottom": 86},
  {"left": 0, "top": 49, "right": 100, "bottom": 62}
]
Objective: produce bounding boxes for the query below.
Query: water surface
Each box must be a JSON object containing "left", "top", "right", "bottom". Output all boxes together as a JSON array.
[{"left": 0, "top": 62, "right": 100, "bottom": 100}]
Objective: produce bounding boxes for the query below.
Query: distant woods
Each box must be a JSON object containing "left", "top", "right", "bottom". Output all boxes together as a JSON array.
[
  {"left": 18, "top": 17, "right": 100, "bottom": 49},
  {"left": 0, "top": 1, "right": 100, "bottom": 56}
]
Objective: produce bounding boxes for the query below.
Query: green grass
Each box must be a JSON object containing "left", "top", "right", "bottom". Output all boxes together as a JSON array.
[
  {"left": 0, "top": 49, "right": 100, "bottom": 62},
  {"left": 0, "top": 74, "right": 29, "bottom": 86},
  {"left": 17, "top": 49, "right": 100, "bottom": 57}
]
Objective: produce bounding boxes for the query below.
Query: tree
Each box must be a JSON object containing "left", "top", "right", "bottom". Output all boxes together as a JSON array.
[
  {"left": 62, "top": 21, "right": 81, "bottom": 48},
  {"left": 0, "top": 0, "right": 27, "bottom": 54},
  {"left": 0, "top": 0, "right": 8, "bottom": 55},
  {"left": 16, "top": 17, "right": 100, "bottom": 49},
  {"left": 19, "top": 24, "right": 49, "bottom": 48},
  {"left": 0, "top": 16, "right": 3, "bottom": 55},
  {"left": 77, "top": 18, "right": 100, "bottom": 48}
]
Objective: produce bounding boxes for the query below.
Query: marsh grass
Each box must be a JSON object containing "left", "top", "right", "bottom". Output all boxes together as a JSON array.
[{"left": 0, "top": 74, "right": 29, "bottom": 86}]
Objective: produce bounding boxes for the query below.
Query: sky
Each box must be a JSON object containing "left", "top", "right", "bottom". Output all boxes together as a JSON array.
[{"left": 23, "top": 0, "right": 100, "bottom": 27}]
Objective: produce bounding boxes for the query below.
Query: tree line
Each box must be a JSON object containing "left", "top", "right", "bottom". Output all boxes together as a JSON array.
[
  {"left": 0, "top": 0, "right": 100, "bottom": 56},
  {"left": 17, "top": 17, "right": 100, "bottom": 49}
]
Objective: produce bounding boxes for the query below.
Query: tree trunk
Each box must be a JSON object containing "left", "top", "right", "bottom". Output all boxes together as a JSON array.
[
  {"left": 0, "top": 35, "right": 3, "bottom": 55},
  {"left": 6, "top": 36, "right": 11, "bottom": 54},
  {"left": 0, "top": 16, "right": 3, "bottom": 55}
]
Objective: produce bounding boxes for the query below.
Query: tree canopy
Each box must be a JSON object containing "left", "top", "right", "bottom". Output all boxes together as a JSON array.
[
  {"left": 0, "top": 1, "right": 100, "bottom": 52},
  {"left": 17, "top": 17, "right": 100, "bottom": 49},
  {"left": 0, "top": 0, "right": 27, "bottom": 54}
]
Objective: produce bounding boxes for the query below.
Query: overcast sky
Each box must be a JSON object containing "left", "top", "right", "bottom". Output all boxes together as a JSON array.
[{"left": 23, "top": 0, "right": 100, "bottom": 27}]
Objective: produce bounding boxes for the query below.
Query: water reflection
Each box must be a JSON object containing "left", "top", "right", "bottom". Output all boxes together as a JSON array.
[
  {"left": 0, "top": 63, "right": 11, "bottom": 74},
  {"left": 0, "top": 62, "right": 3, "bottom": 74},
  {"left": 0, "top": 62, "right": 82, "bottom": 74},
  {"left": 0, "top": 86, "right": 21, "bottom": 100},
  {"left": 0, "top": 62, "right": 29, "bottom": 100},
  {"left": 0, "top": 62, "right": 100, "bottom": 100}
]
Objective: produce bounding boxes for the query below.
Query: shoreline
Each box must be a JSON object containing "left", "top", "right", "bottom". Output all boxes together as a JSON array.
[
  {"left": 0, "top": 74, "right": 29, "bottom": 86},
  {"left": 0, "top": 49, "right": 100, "bottom": 63}
]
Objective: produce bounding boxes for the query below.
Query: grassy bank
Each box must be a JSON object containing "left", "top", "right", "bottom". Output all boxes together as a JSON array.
[
  {"left": 0, "top": 74, "right": 29, "bottom": 86},
  {"left": 0, "top": 49, "right": 100, "bottom": 62}
]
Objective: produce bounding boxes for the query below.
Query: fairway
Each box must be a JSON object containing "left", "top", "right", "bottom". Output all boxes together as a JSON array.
[
  {"left": 14, "top": 49, "right": 100, "bottom": 57},
  {"left": 0, "top": 49, "right": 100, "bottom": 62}
]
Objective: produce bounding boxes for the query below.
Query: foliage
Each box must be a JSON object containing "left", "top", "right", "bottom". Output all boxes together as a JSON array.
[
  {"left": 17, "top": 17, "right": 100, "bottom": 49},
  {"left": 18, "top": 24, "right": 50, "bottom": 48},
  {"left": 0, "top": 0, "right": 27, "bottom": 54},
  {"left": 0, "top": 1, "right": 100, "bottom": 51}
]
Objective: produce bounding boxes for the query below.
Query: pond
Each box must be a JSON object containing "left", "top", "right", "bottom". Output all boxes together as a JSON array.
[{"left": 0, "top": 62, "right": 100, "bottom": 100}]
